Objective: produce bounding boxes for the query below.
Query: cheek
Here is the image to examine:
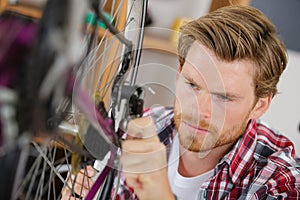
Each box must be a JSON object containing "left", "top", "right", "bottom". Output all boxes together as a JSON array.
[
  {"left": 224, "top": 104, "right": 251, "bottom": 125},
  {"left": 208, "top": 103, "right": 247, "bottom": 136},
  {"left": 220, "top": 108, "right": 251, "bottom": 135}
]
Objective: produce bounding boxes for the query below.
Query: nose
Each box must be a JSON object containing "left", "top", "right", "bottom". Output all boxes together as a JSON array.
[{"left": 196, "top": 92, "right": 212, "bottom": 119}]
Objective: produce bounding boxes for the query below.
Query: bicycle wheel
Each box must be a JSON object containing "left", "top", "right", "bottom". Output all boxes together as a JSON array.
[{"left": 0, "top": 0, "right": 147, "bottom": 199}]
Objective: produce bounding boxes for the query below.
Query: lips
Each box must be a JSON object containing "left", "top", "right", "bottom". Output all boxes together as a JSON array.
[{"left": 182, "top": 121, "right": 209, "bottom": 135}]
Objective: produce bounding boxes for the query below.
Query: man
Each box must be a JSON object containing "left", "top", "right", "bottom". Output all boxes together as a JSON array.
[{"left": 63, "top": 5, "right": 300, "bottom": 199}]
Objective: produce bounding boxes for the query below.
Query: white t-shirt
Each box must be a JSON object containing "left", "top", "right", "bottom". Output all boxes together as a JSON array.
[{"left": 168, "top": 134, "right": 214, "bottom": 200}]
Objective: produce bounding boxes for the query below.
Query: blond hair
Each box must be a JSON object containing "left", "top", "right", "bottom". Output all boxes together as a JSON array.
[{"left": 178, "top": 5, "right": 287, "bottom": 98}]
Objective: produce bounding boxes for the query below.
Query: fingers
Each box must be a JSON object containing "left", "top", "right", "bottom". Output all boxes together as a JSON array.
[
  {"left": 84, "top": 165, "right": 97, "bottom": 177},
  {"left": 72, "top": 166, "right": 95, "bottom": 189},
  {"left": 61, "top": 186, "right": 83, "bottom": 200},
  {"left": 122, "top": 117, "right": 167, "bottom": 173},
  {"left": 122, "top": 139, "right": 161, "bottom": 153},
  {"left": 121, "top": 116, "right": 171, "bottom": 200},
  {"left": 124, "top": 173, "right": 143, "bottom": 189},
  {"left": 121, "top": 140, "right": 167, "bottom": 173},
  {"left": 61, "top": 166, "right": 96, "bottom": 199}
]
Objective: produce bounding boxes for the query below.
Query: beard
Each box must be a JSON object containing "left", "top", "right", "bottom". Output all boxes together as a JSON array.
[{"left": 174, "top": 105, "right": 251, "bottom": 153}]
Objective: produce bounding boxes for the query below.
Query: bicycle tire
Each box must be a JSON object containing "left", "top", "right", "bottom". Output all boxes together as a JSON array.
[{"left": 0, "top": 0, "right": 147, "bottom": 199}]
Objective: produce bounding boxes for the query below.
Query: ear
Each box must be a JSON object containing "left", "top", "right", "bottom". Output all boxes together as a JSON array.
[
  {"left": 249, "top": 94, "right": 272, "bottom": 119},
  {"left": 176, "top": 64, "right": 182, "bottom": 80}
]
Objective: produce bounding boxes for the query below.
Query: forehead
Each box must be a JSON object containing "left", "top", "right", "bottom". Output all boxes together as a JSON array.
[{"left": 183, "top": 42, "right": 255, "bottom": 92}]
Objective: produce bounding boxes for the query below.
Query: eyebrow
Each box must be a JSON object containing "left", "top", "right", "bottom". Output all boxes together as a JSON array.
[
  {"left": 184, "top": 74, "right": 242, "bottom": 100},
  {"left": 210, "top": 91, "right": 242, "bottom": 100}
]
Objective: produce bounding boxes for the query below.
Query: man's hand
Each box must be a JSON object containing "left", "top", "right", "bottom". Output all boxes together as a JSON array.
[{"left": 121, "top": 117, "right": 175, "bottom": 200}]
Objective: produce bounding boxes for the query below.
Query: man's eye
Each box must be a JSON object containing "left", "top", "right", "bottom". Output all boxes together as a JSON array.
[
  {"left": 189, "top": 82, "right": 196, "bottom": 88},
  {"left": 186, "top": 82, "right": 199, "bottom": 90},
  {"left": 215, "top": 94, "right": 230, "bottom": 102}
]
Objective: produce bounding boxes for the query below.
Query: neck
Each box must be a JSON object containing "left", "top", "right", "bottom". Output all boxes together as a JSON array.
[{"left": 178, "top": 143, "right": 234, "bottom": 177}]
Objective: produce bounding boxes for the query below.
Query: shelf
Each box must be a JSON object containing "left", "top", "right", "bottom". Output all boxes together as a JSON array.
[
  {"left": 0, "top": 1, "right": 42, "bottom": 19},
  {"left": 143, "top": 35, "right": 177, "bottom": 55}
]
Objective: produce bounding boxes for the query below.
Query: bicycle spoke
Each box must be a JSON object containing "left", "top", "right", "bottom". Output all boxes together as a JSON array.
[{"left": 0, "top": 0, "right": 147, "bottom": 199}]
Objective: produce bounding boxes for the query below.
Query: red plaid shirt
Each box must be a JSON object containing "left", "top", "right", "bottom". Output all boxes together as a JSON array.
[{"left": 114, "top": 107, "right": 300, "bottom": 199}]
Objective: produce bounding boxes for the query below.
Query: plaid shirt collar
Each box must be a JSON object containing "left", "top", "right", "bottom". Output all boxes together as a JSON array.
[{"left": 217, "top": 119, "right": 257, "bottom": 185}]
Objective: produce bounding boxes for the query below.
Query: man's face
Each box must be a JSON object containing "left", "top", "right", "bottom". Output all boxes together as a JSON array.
[{"left": 174, "top": 42, "right": 259, "bottom": 153}]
